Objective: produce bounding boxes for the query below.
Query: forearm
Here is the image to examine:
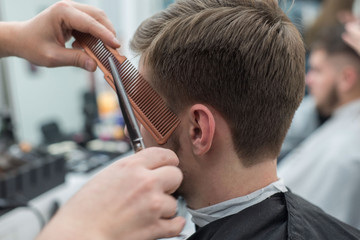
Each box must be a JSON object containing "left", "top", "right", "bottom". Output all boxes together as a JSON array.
[
  {"left": 36, "top": 211, "right": 106, "bottom": 240},
  {"left": 0, "top": 22, "right": 24, "bottom": 58}
]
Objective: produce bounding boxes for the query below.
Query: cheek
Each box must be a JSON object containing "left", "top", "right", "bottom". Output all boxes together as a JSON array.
[
  {"left": 310, "top": 72, "right": 332, "bottom": 95},
  {"left": 320, "top": 73, "right": 336, "bottom": 93}
]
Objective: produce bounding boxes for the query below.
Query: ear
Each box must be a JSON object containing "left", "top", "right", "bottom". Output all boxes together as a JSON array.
[
  {"left": 339, "top": 66, "right": 358, "bottom": 92},
  {"left": 188, "top": 104, "right": 215, "bottom": 156}
]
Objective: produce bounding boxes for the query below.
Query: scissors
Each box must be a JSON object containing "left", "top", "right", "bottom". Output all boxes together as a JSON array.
[{"left": 108, "top": 57, "right": 145, "bottom": 152}]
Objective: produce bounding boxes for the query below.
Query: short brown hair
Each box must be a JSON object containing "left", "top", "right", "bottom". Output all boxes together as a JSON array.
[{"left": 131, "top": 0, "right": 305, "bottom": 165}]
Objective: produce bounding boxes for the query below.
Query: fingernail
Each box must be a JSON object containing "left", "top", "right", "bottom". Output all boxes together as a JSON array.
[
  {"left": 112, "top": 37, "right": 121, "bottom": 46},
  {"left": 85, "top": 59, "right": 96, "bottom": 72}
]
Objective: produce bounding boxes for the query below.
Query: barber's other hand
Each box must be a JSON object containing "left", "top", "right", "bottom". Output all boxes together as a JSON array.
[
  {"left": 11, "top": 0, "right": 120, "bottom": 71},
  {"left": 343, "top": 20, "right": 360, "bottom": 56},
  {"left": 36, "top": 147, "right": 185, "bottom": 240}
]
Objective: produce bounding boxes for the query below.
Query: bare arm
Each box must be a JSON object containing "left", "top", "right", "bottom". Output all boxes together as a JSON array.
[
  {"left": 36, "top": 147, "right": 185, "bottom": 240},
  {"left": 0, "top": 0, "right": 120, "bottom": 71}
]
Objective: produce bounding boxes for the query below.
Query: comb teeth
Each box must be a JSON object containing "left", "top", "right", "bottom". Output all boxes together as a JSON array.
[{"left": 72, "top": 31, "right": 180, "bottom": 144}]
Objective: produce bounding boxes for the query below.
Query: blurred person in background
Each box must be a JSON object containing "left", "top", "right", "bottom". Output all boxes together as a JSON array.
[
  {"left": 278, "top": 0, "right": 357, "bottom": 161},
  {"left": 278, "top": 24, "right": 360, "bottom": 229}
]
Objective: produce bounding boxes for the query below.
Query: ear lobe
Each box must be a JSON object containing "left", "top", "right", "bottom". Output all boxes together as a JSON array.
[{"left": 189, "top": 104, "right": 216, "bottom": 156}]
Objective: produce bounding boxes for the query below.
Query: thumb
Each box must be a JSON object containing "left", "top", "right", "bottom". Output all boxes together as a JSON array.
[{"left": 53, "top": 48, "right": 97, "bottom": 71}]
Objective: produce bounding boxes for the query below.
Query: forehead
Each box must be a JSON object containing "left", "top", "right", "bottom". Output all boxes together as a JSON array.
[
  {"left": 310, "top": 49, "right": 328, "bottom": 63},
  {"left": 310, "top": 48, "right": 353, "bottom": 69},
  {"left": 310, "top": 49, "right": 341, "bottom": 69}
]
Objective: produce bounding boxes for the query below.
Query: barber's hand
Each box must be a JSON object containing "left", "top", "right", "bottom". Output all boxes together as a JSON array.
[
  {"left": 36, "top": 147, "right": 185, "bottom": 240},
  {"left": 11, "top": 0, "right": 120, "bottom": 71},
  {"left": 343, "top": 20, "right": 360, "bottom": 56}
]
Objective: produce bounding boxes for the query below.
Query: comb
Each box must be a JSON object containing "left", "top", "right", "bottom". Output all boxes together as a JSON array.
[{"left": 72, "top": 31, "right": 180, "bottom": 145}]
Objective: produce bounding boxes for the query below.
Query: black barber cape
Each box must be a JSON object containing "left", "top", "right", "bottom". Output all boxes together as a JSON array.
[{"left": 187, "top": 191, "right": 360, "bottom": 240}]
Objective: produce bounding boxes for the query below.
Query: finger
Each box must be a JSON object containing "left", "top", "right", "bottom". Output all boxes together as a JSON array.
[
  {"left": 152, "top": 216, "right": 186, "bottom": 239},
  {"left": 159, "top": 194, "right": 178, "bottom": 219},
  {"left": 62, "top": 6, "right": 120, "bottom": 48},
  {"left": 152, "top": 165, "right": 183, "bottom": 194},
  {"left": 136, "top": 147, "right": 180, "bottom": 169},
  {"left": 69, "top": 1, "right": 116, "bottom": 35},
  {"left": 51, "top": 48, "right": 97, "bottom": 71},
  {"left": 345, "top": 22, "right": 360, "bottom": 36},
  {"left": 345, "top": 22, "right": 360, "bottom": 37}
]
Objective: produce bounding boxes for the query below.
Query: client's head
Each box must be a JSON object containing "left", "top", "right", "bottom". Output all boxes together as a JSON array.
[
  {"left": 307, "top": 24, "right": 360, "bottom": 116},
  {"left": 130, "top": 0, "right": 305, "bottom": 204}
]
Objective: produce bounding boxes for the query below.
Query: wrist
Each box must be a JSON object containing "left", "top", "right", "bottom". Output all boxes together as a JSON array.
[
  {"left": 0, "top": 22, "right": 24, "bottom": 57},
  {"left": 0, "top": 21, "right": 24, "bottom": 58},
  {"left": 36, "top": 209, "right": 108, "bottom": 240}
]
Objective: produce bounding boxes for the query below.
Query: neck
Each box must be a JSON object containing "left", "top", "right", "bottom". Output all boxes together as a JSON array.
[{"left": 185, "top": 154, "right": 278, "bottom": 210}]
